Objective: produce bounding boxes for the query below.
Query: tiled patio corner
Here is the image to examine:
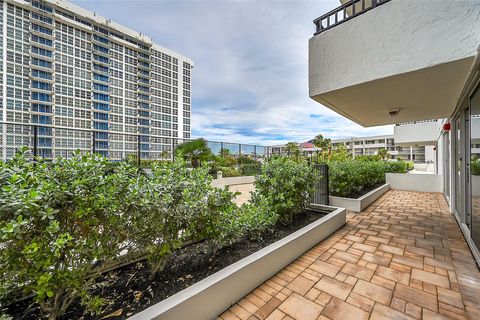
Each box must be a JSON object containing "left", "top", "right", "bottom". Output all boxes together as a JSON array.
[{"left": 218, "top": 190, "right": 480, "bottom": 320}]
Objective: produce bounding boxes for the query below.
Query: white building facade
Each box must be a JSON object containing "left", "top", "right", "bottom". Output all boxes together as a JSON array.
[
  {"left": 309, "top": 0, "right": 480, "bottom": 264},
  {"left": 0, "top": 0, "right": 193, "bottom": 159},
  {"left": 331, "top": 133, "right": 435, "bottom": 163}
]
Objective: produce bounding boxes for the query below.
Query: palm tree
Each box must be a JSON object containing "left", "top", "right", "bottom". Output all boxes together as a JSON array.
[
  {"left": 378, "top": 148, "right": 390, "bottom": 161},
  {"left": 312, "top": 134, "right": 332, "bottom": 162},
  {"left": 220, "top": 148, "right": 231, "bottom": 158},
  {"left": 285, "top": 142, "right": 301, "bottom": 159},
  {"left": 175, "top": 138, "right": 213, "bottom": 167}
]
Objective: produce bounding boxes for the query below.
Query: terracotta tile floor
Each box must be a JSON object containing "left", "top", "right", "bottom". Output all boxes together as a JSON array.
[{"left": 218, "top": 190, "right": 480, "bottom": 320}]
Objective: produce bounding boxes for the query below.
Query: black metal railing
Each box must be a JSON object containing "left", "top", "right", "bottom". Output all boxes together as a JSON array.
[
  {"left": 395, "top": 119, "right": 438, "bottom": 126},
  {"left": 310, "top": 164, "right": 329, "bottom": 205},
  {"left": 313, "top": 0, "right": 390, "bottom": 35},
  {"left": 0, "top": 122, "right": 271, "bottom": 165}
]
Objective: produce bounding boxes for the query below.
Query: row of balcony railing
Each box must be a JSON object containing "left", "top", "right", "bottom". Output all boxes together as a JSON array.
[{"left": 313, "top": 0, "right": 390, "bottom": 35}]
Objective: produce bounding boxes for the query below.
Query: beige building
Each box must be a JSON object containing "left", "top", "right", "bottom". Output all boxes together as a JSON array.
[{"left": 331, "top": 133, "right": 434, "bottom": 163}]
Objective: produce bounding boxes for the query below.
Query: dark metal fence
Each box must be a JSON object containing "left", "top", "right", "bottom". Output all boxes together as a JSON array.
[
  {"left": 313, "top": 0, "right": 390, "bottom": 35},
  {"left": 310, "top": 164, "right": 329, "bottom": 205},
  {"left": 0, "top": 122, "right": 271, "bottom": 165}
]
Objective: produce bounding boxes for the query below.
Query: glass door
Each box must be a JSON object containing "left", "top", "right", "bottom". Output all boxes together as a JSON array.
[
  {"left": 443, "top": 132, "right": 450, "bottom": 200},
  {"left": 454, "top": 115, "right": 464, "bottom": 220},
  {"left": 470, "top": 86, "right": 480, "bottom": 248}
]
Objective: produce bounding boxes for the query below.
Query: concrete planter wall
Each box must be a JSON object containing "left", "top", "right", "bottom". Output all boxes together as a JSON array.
[
  {"left": 329, "top": 184, "right": 390, "bottom": 212},
  {"left": 386, "top": 173, "right": 443, "bottom": 192},
  {"left": 129, "top": 206, "right": 346, "bottom": 320},
  {"left": 211, "top": 175, "right": 254, "bottom": 188}
]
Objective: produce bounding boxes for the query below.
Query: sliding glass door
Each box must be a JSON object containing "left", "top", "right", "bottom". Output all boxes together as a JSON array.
[
  {"left": 443, "top": 132, "right": 450, "bottom": 200},
  {"left": 470, "top": 86, "right": 480, "bottom": 249},
  {"left": 454, "top": 115, "right": 465, "bottom": 220}
]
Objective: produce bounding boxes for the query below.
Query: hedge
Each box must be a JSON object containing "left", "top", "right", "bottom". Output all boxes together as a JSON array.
[
  {"left": 0, "top": 148, "right": 238, "bottom": 319},
  {"left": 328, "top": 160, "right": 407, "bottom": 198},
  {"left": 0, "top": 150, "right": 315, "bottom": 319}
]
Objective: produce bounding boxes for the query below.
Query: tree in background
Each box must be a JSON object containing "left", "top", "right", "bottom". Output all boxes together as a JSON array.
[
  {"left": 312, "top": 134, "right": 332, "bottom": 162},
  {"left": 285, "top": 142, "right": 301, "bottom": 160},
  {"left": 218, "top": 148, "right": 236, "bottom": 167},
  {"left": 330, "top": 144, "right": 352, "bottom": 162},
  {"left": 175, "top": 138, "right": 213, "bottom": 167},
  {"left": 378, "top": 148, "right": 390, "bottom": 161},
  {"left": 220, "top": 148, "right": 231, "bottom": 158}
]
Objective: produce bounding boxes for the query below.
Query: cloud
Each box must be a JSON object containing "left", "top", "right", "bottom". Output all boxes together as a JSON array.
[{"left": 73, "top": 0, "right": 393, "bottom": 146}]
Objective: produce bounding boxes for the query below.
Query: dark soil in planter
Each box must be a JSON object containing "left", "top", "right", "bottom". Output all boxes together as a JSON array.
[
  {"left": 332, "top": 183, "right": 385, "bottom": 199},
  {"left": 7, "top": 209, "right": 329, "bottom": 320}
]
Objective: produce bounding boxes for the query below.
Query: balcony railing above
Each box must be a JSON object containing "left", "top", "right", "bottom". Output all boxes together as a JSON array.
[
  {"left": 313, "top": 0, "right": 390, "bottom": 35},
  {"left": 395, "top": 119, "right": 438, "bottom": 126}
]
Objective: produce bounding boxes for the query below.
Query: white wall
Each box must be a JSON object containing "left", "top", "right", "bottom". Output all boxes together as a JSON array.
[
  {"left": 309, "top": 0, "right": 480, "bottom": 127},
  {"left": 425, "top": 146, "right": 436, "bottom": 163},
  {"left": 309, "top": 0, "right": 480, "bottom": 96},
  {"left": 386, "top": 173, "right": 443, "bottom": 193},
  {"left": 394, "top": 121, "right": 443, "bottom": 146}
]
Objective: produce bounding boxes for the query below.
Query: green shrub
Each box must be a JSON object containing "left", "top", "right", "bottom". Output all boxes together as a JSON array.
[
  {"left": 472, "top": 157, "right": 480, "bottom": 175},
  {"left": 239, "top": 163, "right": 262, "bottom": 176},
  {"left": 0, "top": 148, "right": 239, "bottom": 319},
  {"left": 237, "top": 155, "right": 259, "bottom": 165},
  {"left": 220, "top": 166, "right": 241, "bottom": 177},
  {"left": 0, "top": 148, "right": 140, "bottom": 319},
  {"left": 252, "top": 157, "right": 317, "bottom": 225},
  {"left": 328, "top": 159, "right": 409, "bottom": 198},
  {"left": 136, "top": 158, "right": 238, "bottom": 277},
  {"left": 383, "top": 160, "right": 408, "bottom": 173},
  {"left": 355, "top": 154, "right": 382, "bottom": 162},
  {"left": 219, "top": 196, "right": 277, "bottom": 244},
  {"left": 328, "top": 160, "right": 384, "bottom": 198},
  {"left": 406, "top": 161, "right": 415, "bottom": 171}
]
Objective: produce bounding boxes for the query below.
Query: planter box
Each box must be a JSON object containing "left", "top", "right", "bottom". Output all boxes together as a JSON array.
[
  {"left": 329, "top": 184, "right": 390, "bottom": 212},
  {"left": 129, "top": 206, "right": 346, "bottom": 320},
  {"left": 386, "top": 173, "right": 443, "bottom": 192}
]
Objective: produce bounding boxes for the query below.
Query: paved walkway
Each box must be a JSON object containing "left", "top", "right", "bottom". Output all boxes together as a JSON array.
[
  {"left": 229, "top": 183, "right": 255, "bottom": 206},
  {"left": 218, "top": 190, "right": 480, "bottom": 320}
]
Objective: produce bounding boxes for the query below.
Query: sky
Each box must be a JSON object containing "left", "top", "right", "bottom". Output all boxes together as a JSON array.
[{"left": 73, "top": 0, "right": 393, "bottom": 145}]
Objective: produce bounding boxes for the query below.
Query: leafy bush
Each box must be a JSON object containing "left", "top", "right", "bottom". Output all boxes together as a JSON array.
[
  {"left": 239, "top": 163, "right": 262, "bottom": 176},
  {"left": 328, "top": 159, "right": 408, "bottom": 198},
  {"left": 406, "top": 161, "right": 415, "bottom": 171},
  {"left": 329, "top": 160, "right": 384, "bottom": 198},
  {"left": 138, "top": 158, "right": 237, "bottom": 277},
  {"left": 472, "top": 157, "right": 480, "bottom": 175},
  {"left": 209, "top": 165, "right": 241, "bottom": 178},
  {"left": 220, "top": 166, "right": 241, "bottom": 177},
  {"left": 0, "top": 148, "right": 238, "bottom": 319},
  {"left": 252, "top": 157, "right": 317, "bottom": 225},
  {"left": 355, "top": 154, "right": 382, "bottom": 162},
  {"left": 0, "top": 148, "right": 140, "bottom": 319},
  {"left": 383, "top": 160, "right": 408, "bottom": 173},
  {"left": 237, "top": 155, "right": 259, "bottom": 165},
  {"left": 219, "top": 196, "right": 277, "bottom": 244},
  {"left": 329, "top": 144, "right": 352, "bottom": 162}
]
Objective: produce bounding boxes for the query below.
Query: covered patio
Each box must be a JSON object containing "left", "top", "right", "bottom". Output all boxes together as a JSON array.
[{"left": 219, "top": 190, "right": 480, "bottom": 320}]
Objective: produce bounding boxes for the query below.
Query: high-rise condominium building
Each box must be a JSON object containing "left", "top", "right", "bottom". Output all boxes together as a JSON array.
[{"left": 0, "top": 0, "right": 193, "bottom": 159}]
